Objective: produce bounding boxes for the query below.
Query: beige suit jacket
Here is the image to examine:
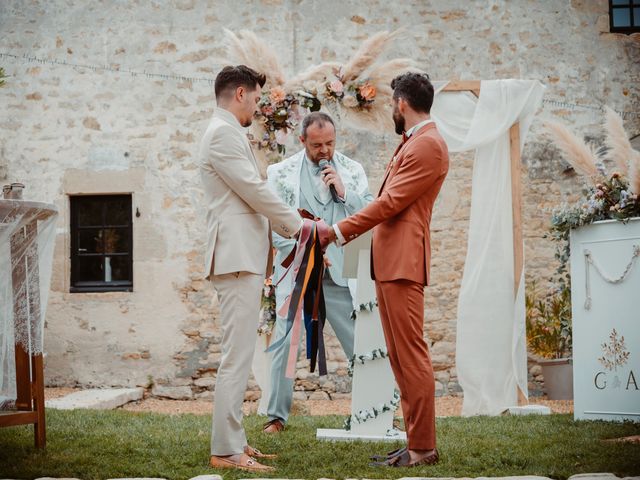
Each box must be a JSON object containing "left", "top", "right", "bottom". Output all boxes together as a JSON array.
[{"left": 199, "top": 108, "right": 301, "bottom": 279}]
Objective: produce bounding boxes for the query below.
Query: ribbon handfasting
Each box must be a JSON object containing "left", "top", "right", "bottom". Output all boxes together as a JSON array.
[{"left": 267, "top": 215, "right": 331, "bottom": 378}]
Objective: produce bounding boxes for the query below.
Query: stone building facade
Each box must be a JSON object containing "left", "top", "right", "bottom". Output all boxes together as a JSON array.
[{"left": 0, "top": 0, "right": 638, "bottom": 401}]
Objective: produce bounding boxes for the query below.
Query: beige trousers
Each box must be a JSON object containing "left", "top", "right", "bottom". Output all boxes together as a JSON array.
[{"left": 210, "top": 271, "right": 263, "bottom": 456}]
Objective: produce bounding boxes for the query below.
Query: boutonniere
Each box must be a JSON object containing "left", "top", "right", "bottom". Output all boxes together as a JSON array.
[{"left": 389, "top": 155, "right": 398, "bottom": 170}]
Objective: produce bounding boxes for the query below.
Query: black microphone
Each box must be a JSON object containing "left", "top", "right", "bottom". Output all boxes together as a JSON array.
[{"left": 318, "top": 159, "right": 342, "bottom": 203}]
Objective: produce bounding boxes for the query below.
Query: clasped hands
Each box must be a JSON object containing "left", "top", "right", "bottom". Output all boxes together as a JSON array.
[{"left": 297, "top": 208, "right": 337, "bottom": 251}]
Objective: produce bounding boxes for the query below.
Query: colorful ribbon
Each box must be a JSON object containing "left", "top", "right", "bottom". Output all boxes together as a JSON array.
[{"left": 267, "top": 218, "right": 328, "bottom": 378}]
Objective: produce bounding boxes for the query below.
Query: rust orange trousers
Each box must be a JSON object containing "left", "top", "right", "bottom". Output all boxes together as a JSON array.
[{"left": 376, "top": 279, "right": 436, "bottom": 450}]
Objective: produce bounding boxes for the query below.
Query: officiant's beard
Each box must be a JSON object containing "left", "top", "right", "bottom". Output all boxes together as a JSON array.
[{"left": 393, "top": 108, "right": 405, "bottom": 135}]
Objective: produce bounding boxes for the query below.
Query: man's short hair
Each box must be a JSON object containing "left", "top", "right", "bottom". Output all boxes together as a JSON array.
[
  {"left": 214, "top": 65, "right": 266, "bottom": 100},
  {"left": 391, "top": 72, "right": 434, "bottom": 114},
  {"left": 301, "top": 112, "right": 336, "bottom": 139}
]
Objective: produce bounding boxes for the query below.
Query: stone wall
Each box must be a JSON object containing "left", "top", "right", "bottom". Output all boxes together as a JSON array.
[{"left": 0, "top": 0, "right": 638, "bottom": 400}]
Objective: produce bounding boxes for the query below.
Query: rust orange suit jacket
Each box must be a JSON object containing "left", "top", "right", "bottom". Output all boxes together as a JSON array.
[{"left": 337, "top": 123, "right": 449, "bottom": 286}]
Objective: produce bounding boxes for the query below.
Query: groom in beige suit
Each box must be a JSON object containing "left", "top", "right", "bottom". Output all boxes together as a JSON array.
[{"left": 199, "top": 65, "right": 302, "bottom": 473}]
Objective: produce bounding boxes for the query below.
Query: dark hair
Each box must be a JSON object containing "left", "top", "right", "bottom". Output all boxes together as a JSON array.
[
  {"left": 214, "top": 65, "right": 266, "bottom": 100},
  {"left": 301, "top": 112, "right": 335, "bottom": 138},
  {"left": 391, "top": 72, "right": 434, "bottom": 114}
]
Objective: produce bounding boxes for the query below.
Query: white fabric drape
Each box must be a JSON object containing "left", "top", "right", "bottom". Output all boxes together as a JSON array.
[
  {"left": 0, "top": 201, "right": 57, "bottom": 408},
  {"left": 431, "top": 80, "right": 545, "bottom": 415}
]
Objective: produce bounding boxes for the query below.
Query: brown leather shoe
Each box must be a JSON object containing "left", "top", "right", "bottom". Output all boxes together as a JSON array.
[
  {"left": 370, "top": 449, "right": 439, "bottom": 468},
  {"left": 390, "top": 448, "right": 439, "bottom": 467},
  {"left": 263, "top": 418, "right": 285, "bottom": 433},
  {"left": 209, "top": 453, "right": 275, "bottom": 473},
  {"left": 244, "top": 444, "right": 277, "bottom": 459},
  {"left": 370, "top": 446, "right": 407, "bottom": 461}
]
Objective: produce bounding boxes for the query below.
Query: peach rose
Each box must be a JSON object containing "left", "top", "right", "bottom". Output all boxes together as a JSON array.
[
  {"left": 269, "top": 86, "right": 287, "bottom": 104},
  {"left": 359, "top": 82, "right": 376, "bottom": 100}
]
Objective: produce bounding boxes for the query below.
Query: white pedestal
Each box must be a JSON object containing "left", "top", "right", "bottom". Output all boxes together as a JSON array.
[
  {"left": 570, "top": 218, "right": 640, "bottom": 422},
  {"left": 317, "top": 231, "right": 401, "bottom": 442},
  {"left": 503, "top": 405, "right": 551, "bottom": 416},
  {"left": 316, "top": 427, "right": 406, "bottom": 442}
]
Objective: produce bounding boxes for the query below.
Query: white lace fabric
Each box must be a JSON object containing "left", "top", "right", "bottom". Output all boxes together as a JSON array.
[{"left": 0, "top": 200, "right": 58, "bottom": 408}]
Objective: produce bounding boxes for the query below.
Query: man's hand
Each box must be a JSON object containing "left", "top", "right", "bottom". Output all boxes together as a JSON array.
[
  {"left": 298, "top": 208, "right": 319, "bottom": 221},
  {"left": 315, "top": 219, "right": 336, "bottom": 250},
  {"left": 321, "top": 164, "right": 346, "bottom": 199}
]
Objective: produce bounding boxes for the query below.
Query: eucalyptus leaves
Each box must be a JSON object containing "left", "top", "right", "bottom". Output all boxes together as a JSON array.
[
  {"left": 350, "top": 299, "right": 378, "bottom": 320},
  {"left": 343, "top": 388, "right": 401, "bottom": 431}
]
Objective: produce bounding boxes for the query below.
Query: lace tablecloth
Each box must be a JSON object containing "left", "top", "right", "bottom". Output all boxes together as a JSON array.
[{"left": 0, "top": 199, "right": 57, "bottom": 407}]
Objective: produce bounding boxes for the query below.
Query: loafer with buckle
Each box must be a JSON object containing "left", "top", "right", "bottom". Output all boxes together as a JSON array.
[
  {"left": 244, "top": 444, "right": 277, "bottom": 459},
  {"left": 209, "top": 453, "right": 275, "bottom": 473}
]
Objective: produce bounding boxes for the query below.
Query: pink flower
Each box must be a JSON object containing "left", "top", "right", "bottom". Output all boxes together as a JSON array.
[
  {"left": 289, "top": 104, "right": 303, "bottom": 123},
  {"left": 275, "top": 129, "right": 289, "bottom": 145},
  {"left": 329, "top": 80, "right": 344, "bottom": 94}
]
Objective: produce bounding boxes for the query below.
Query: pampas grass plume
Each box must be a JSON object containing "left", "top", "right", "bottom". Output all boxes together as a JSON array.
[{"left": 545, "top": 121, "right": 600, "bottom": 181}]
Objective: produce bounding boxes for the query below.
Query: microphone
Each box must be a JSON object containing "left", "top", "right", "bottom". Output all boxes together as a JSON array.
[{"left": 318, "top": 159, "right": 342, "bottom": 203}]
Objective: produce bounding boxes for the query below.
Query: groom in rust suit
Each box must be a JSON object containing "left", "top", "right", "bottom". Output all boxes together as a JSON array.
[{"left": 322, "top": 73, "right": 449, "bottom": 467}]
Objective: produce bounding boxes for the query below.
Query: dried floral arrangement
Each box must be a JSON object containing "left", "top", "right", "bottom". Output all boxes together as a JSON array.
[
  {"left": 219, "top": 29, "right": 421, "bottom": 163},
  {"left": 545, "top": 107, "right": 640, "bottom": 285},
  {"left": 526, "top": 108, "right": 640, "bottom": 359}
]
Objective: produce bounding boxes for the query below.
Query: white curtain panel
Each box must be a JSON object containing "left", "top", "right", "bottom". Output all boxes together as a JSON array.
[
  {"left": 431, "top": 80, "right": 546, "bottom": 415},
  {"left": 0, "top": 202, "right": 58, "bottom": 407}
]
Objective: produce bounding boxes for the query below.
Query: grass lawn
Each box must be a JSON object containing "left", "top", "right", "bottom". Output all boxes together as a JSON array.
[{"left": 1, "top": 409, "right": 639, "bottom": 479}]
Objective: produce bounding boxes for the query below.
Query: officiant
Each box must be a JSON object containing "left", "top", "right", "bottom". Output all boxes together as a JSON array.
[{"left": 263, "top": 112, "right": 374, "bottom": 433}]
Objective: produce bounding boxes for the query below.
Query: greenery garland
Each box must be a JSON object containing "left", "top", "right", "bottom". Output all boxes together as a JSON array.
[
  {"left": 350, "top": 299, "right": 378, "bottom": 320},
  {"left": 347, "top": 347, "right": 388, "bottom": 376},
  {"left": 343, "top": 388, "right": 401, "bottom": 431},
  {"left": 344, "top": 298, "right": 400, "bottom": 431}
]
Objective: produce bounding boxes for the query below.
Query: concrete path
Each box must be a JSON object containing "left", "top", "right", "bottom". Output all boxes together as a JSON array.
[{"left": 45, "top": 388, "right": 144, "bottom": 410}]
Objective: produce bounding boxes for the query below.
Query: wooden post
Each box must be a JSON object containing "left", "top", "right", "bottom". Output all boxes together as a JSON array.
[
  {"left": 509, "top": 122, "right": 528, "bottom": 406},
  {"left": 510, "top": 123, "right": 523, "bottom": 297}
]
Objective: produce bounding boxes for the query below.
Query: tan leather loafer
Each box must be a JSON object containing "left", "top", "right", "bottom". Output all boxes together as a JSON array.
[
  {"left": 209, "top": 453, "right": 275, "bottom": 472},
  {"left": 244, "top": 444, "right": 277, "bottom": 459}
]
